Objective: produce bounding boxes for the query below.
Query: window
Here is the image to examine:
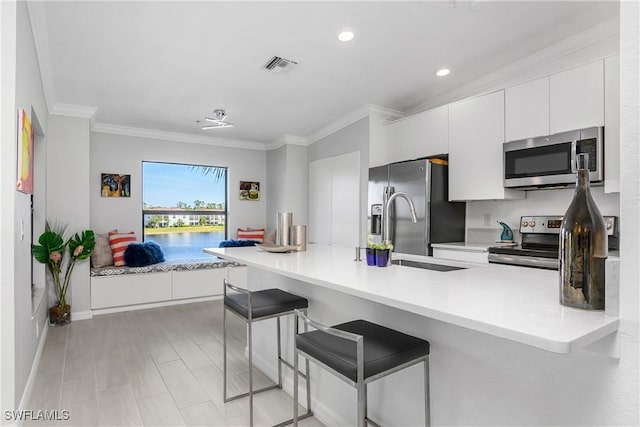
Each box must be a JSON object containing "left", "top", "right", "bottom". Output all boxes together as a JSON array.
[{"left": 142, "top": 161, "right": 227, "bottom": 261}]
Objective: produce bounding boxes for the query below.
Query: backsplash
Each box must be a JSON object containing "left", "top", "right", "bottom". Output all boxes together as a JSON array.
[{"left": 466, "top": 187, "right": 620, "bottom": 244}]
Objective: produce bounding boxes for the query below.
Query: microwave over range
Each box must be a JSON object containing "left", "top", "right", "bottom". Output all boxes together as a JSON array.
[{"left": 503, "top": 126, "right": 603, "bottom": 189}]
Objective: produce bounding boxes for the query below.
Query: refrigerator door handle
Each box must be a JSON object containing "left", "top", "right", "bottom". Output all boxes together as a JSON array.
[{"left": 424, "top": 161, "right": 432, "bottom": 246}]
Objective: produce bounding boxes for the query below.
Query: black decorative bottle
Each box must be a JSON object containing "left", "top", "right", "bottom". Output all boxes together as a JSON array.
[{"left": 559, "top": 153, "right": 607, "bottom": 310}]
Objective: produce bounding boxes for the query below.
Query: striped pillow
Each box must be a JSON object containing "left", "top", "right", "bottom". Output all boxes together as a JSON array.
[
  {"left": 108, "top": 231, "right": 137, "bottom": 267},
  {"left": 237, "top": 228, "right": 265, "bottom": 243}
]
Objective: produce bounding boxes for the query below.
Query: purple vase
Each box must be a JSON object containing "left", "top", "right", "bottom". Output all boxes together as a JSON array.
[
  {"left": 366, "top": 248, "right": 376, "bottom": 266},
  {"left": 375, "top": 249, "right": 390, "bottom": 267}
]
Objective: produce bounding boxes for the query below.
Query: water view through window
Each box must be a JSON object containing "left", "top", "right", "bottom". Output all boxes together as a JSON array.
[{"left": 142, "top": 162, "right": 228, "bottom": 260}]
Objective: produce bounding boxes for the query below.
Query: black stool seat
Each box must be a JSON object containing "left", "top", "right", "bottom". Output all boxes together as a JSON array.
[
  {"left": 224, "top": 288, "right": 309, "bottom": 320},
  {"left": 296, "top": 320, "right": 430, "bottom": 382}
]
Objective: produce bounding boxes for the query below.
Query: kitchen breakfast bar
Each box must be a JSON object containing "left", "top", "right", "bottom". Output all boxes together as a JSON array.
[{"left": 203, "top": 244, "right": 621, "bottom": 426}]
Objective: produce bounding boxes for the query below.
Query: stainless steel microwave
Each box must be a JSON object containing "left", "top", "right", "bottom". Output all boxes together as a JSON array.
[{"left": 503, "top": 127, "right": 603, "bottom": 189}]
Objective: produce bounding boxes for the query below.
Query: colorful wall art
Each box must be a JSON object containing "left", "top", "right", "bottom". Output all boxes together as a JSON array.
[
  {"left": 101, "top": 173, "right": 131, "bottom": 197},
  {"left": 17, "top": 108, "right": 34, "bottom": 194}
]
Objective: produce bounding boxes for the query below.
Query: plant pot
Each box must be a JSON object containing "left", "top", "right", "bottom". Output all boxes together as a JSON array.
[
  {"left": 366, "top": 248, "right": 376, "bottom": 266},
  {"left": 375, "top": 249, "right": 390, "bottom": 267},
  {"left": 49, "top": 304, "right": 71, "bottom": 326}
]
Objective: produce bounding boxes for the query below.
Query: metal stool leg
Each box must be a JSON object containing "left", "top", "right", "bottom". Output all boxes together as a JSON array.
[
  {"left": 277, "top": 316, "right": 283, "bottom": 388},
  {"left": 425, "top": 356, "right": 431, "bottom": 427},
  {"left": 248, "top": 317, "right": 254, "bottom": 427},
  {"left": 223, "top": 304, "right": 228, "bottom": 401},
  {"left": 293, "top": 316, "right": 300, "bottom": 427}
]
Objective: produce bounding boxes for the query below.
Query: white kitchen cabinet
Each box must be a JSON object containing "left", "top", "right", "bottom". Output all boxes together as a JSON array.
[
  {"left": 505, "top": 76, "right": 550, "bottom": 141},
  {"left": 449, "top": 90, "right": 524, "bottom": 201},
  {"left": 309, "top": 152, "right": 360, "bottom": 247},
  {"left": 383, "top": 117, "right": 415, "bottom": 164},
  {"left": 550, "top": 60, "right": 604, "bottom": 134},
  {"left": 415, "top": 105, "right": 449, "bottom": 157},
  {"left": 604, "top": 55, "right": 620, "bottom": 194}
]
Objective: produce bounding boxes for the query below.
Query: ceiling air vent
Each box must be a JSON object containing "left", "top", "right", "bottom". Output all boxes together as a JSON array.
[{"left": 263, "top": 56, "right": 298, "bottom": 73}]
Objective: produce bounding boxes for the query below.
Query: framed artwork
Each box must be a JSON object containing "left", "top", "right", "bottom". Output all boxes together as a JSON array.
[
  {"left": 101, "top": 173, "right": 131, "bottom": 197},
  {"left": 239, "top": 181, "right": 260, "bottom": 201},
  {"left": 17, "top": 108, "right": 34, "bottom": 194}
]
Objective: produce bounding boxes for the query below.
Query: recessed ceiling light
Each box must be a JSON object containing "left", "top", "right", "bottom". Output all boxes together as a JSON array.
[
  {"left": 436, "top": 68, "right": 451, "bottom": 77},
  {"left": 338, "top": 31, "right": 354, "bottom": 42}
]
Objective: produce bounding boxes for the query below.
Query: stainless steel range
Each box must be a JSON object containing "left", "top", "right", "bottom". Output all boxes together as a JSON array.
[{"left": 488, "top": 215, "right": 618, "bottom": 270}]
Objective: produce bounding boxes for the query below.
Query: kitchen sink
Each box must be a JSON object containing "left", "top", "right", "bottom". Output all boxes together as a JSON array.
[{"left": 391, "top": 259, "right": 466, "bottom": 272}]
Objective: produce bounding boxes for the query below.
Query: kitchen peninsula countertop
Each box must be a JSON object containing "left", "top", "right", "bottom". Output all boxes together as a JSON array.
[{"left": 204, "top": 244, "right": 619, "bottom": 354}]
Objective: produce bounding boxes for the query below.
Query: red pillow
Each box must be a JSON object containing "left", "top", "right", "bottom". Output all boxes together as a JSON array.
[
  {"left": 237, "top": 228, "right": 265, "bottom": 243},
  {"left": 108, "top": 231, "right": 137, "bottom": 267}
]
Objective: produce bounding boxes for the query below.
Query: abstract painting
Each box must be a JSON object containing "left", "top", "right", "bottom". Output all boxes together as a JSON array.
[
  {"left": 17, "top": 108, "right": 34, "bottom": 194},
  {"left": 101, "top": 173, "right": 131, "bottom": 197}
]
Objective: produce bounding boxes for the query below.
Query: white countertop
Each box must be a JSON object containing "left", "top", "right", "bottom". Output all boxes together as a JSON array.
[{"left": 204, "top": 244, "right": 619, "bottom": 354}]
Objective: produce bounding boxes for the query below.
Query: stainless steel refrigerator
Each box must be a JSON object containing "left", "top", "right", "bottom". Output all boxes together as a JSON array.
[{"left": 368, "top": 159, "right": 466, "bottom": 256}]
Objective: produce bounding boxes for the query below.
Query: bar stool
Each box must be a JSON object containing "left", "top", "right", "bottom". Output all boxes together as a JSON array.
[
  {"left": 223, "top": 279, "right": 313, "bottom": 427},
  {"left": 292, "top": 310, "right": 430, "bottom": 427}
]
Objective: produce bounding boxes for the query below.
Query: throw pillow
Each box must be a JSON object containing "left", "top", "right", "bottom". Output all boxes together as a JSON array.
[
  {"left": 123, "top": 241, "right": 165, "bottom": 267},
  {"left": 109, "top": 231, "right": 137, "bottom": 267},
  {"left": 237, "top": 228, "right": 265, "bottom": 243},
  {"left": 91, "top": 229, "right": 117, "bottom": 268}
]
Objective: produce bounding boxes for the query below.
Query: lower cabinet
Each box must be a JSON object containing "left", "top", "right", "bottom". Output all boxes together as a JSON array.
[{"left": 91, "top": 266, "right": 247, "bottom": 310}]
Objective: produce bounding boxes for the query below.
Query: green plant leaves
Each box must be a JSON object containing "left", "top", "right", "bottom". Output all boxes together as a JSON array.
[
  {"left": 32, "top": 231, "right": 65, "bottom": 264},
  {"left": 68, "top": 230, "right": 96, "bottom": 260}
]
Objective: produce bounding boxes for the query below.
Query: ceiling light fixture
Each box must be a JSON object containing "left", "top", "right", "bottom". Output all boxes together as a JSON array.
[
  {"left": 200, "top": 109, "right": 234, "bottom": 130},
  {"left": 338, "top": 30, "right": 354, "bottom": 42},
  {"left": 436, "top": 68, "right": 451, "bottom": 77}
]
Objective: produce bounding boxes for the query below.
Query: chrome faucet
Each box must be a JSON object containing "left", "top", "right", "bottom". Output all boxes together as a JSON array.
[{"left": 382, "top": 191, "right": 418, "bottom": 245}]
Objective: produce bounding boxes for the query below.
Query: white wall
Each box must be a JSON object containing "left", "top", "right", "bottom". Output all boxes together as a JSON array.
[
  {"left": 266, "top": 144, "right": 308, "bottom": 232},
  {"left": 47, "top": 115, "right": 92, "bottom": 315},
  {"left": 90, "top": 131, "right": 267, "bottom": 241},
  {"left": 0, "top": 0, "right": 18, "bottom": 415},
  {"left": 1, "top": 0, "right": 51, "bottom": 414}
]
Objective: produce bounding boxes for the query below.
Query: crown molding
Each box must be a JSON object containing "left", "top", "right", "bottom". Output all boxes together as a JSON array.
[
  {"left": 91, "top": 122, "right": 266, "bottom": 151},
  {"left": 265, "top": 134, "right": 309, "bottom": 151},
  {"left": 26, "top": 1, "right": 55, "bottom": 112},
  {"left": 408, "top": 16, "right": 620, "bottom": 114},
  {"left": 306, "top": 104, "right": 404, "bottom": 145},
  {"left": 50, "top": 103, "right": 98, "bottom": 122}
]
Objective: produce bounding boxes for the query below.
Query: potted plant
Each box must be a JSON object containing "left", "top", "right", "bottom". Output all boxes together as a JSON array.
[
  {"left": 32, "top": 222, "right": 95, "bottom": 326},
  {"left": 374, "top": 242, "right": 394, "bottom": 267}
]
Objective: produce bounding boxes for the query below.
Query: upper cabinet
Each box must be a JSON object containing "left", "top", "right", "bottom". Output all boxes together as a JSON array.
[
  {"left": 604, "top": 55, "right": 620, "bottom": 194},
  {"left": 550, "top": 60, "right": 604, "bottom": 134},
  {"left": 383, "top": 116, "right": 416, "bottom": 164},
  {"left": 415, "top": 105, "right": 449, "bottom": 158},
  {"left": 381, "top": 104, "right": 449, "bottom": 165},
  {"left": 449, "top": 90, "right": 524, "bottom": 201},
  {"left": 505, "top": 76, "right": 550, "bottom": 142}
]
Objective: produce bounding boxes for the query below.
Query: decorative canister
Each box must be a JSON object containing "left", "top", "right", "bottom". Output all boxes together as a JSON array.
[
  {"left": 277, "top": 212, "right": 293, "bottom": 246},
  {"left": 290, "top": 225, "right": 307, "bottom": 251}
]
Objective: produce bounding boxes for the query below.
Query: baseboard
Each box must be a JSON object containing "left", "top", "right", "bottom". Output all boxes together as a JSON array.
[
  {"left": 90, "top": 295, "right": 222, "bottom": 316},
  {"left": 71, "top": 310, "right": 93, "bottom": 321},
  {"left": 17, "top": 322, "right": 50, "bottom": 425},
  {"left": 251, "top": 351, "right": 350, "bottom": 427}
]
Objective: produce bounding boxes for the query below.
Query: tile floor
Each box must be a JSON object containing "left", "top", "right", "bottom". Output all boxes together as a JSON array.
[{"left": 26, "top": 300, "right": 325, "bottom": 427}]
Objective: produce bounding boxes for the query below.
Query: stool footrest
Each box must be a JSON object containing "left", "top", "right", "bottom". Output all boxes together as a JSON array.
[
  {"left": 272, "top": 410, "right": 314, "bottom": 427},
  {"left": 279, "top": 358, "right": 308, "bottom": 381},
  {"left": 224, "top": 384, "right": 280, "bottom": 403}
]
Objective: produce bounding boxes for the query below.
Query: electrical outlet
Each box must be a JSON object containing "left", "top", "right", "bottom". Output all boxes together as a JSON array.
[{"left": 483, "top": 213, "right": 491, "bottom": 227}]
